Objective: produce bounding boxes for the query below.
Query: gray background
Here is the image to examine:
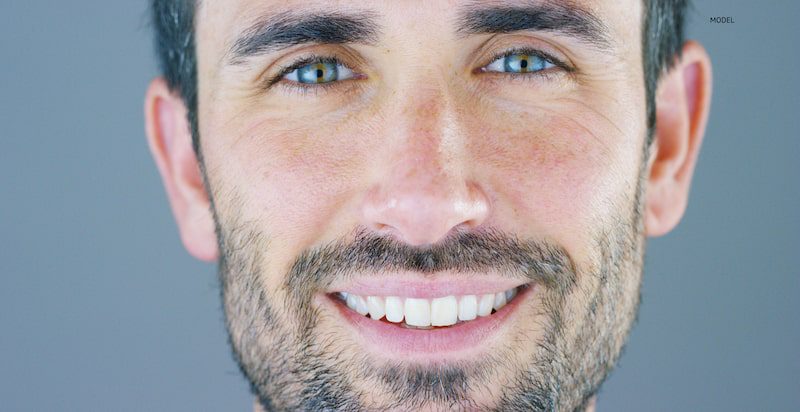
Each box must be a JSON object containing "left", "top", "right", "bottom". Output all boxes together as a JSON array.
[{"left": 1, "top": 1, "right": 797, "bottom": 411}]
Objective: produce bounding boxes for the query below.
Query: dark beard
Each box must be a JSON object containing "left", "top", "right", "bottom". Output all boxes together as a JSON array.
[{"left": 207, "top": 157, "right": 646, "bottom": 412}]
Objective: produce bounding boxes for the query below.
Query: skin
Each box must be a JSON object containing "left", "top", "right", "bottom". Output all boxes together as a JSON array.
[{"left": 144, "top": 0, "right": 712, "bottom": 410}]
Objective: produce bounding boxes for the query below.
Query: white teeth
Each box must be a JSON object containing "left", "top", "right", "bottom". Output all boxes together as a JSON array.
[
  {"left": 478, "top": 294, "right": 495, "bottom": 316},
  {"left": 505, "top": 288, "right": 517, "bottom": 302},
  {"left": 346, "top": 294, "right": 369, "bottom": 316},
  {"left": 493, "top": 291, "right": 507, "bottom": 311},
  {"left": 385, "top": 296, "right": 404, "bottom": 323},
  {"left": 430, "top": 295, "right": 458, "bottom": 326},
  {"left": 404, "top": 298, "right": 431, "bottom": 327},
  {"left": 458, "top": 295, "right": 478, "bottom": 321},
  {"left": 339, "top": 286, "right": 522, "bottom": 326},
  {"left": 345, "top": 294, "right": 356, "bottom": 310},
  {"left": 366, "top": 296, "right": 385, "bottom": 320}
]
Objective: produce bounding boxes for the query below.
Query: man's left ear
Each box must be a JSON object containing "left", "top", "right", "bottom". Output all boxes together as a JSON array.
[{"left": 645, "top": 40, "right": 713, "bottom": 237}]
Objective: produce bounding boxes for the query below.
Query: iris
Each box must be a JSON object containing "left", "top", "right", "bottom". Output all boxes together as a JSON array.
[
  {"left": 502, "top": 54, "right": 550, "bottom": 73},
  {"left": 483, "top": 51, "right": 556, "bottom": 74},
  {"left": 297, "top": 62, "right": 338, "bottom": 84}
]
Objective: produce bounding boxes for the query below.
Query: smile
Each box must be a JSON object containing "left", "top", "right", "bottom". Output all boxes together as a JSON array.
[
  {"left": 321, "top": 277, "right": 536, "bottom": 359},
  {"left": 336, "top": 285, "right": 526, "bottom": 329}
]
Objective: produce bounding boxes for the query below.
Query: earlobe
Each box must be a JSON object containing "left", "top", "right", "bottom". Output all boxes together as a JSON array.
[
  {"left": 144, "top": 77, "right": 219, "bottom": 261},
  {"left": 644, "top": 41, "right": 713, "bottom": 237}
]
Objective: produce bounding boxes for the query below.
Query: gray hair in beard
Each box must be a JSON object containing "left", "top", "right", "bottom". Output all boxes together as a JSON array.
[
  {"left": 211, "top": 196, "right": 643, "bottom": 410},
  {"left": 212, "top": 151, "right": 646, "bottom": 411}
]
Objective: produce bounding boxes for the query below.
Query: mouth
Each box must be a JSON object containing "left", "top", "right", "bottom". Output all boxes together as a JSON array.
[{"left": 320, "top": 281, "right": 535, "bottom": 359}]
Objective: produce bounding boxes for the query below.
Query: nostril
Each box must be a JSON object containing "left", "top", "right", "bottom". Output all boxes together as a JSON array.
[{"left": 361, "top": 179, "right": 492, "bottom": 247}]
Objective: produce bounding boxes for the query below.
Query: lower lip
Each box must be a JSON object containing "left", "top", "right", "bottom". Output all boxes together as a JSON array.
[{"left": 320, "top": 284, "right": 535, "bottom": 360}]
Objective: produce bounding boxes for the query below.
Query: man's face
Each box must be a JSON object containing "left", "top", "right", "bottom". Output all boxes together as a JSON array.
[{"left": 195, "top": 0, "right": 647, "bottom": 410}]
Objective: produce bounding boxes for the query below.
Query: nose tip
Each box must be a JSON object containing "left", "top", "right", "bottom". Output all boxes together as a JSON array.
[
  {"left": 362, "top": 181, "right": 490, "bottom": 247},
  {"left": 361, "top": 83, "right": 491, "bottom": 247}
]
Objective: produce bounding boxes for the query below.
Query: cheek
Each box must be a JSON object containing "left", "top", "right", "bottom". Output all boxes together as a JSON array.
[
  {"left": 470, "top": 107, "right": 637, "bottom": 243},
  {"left": 211, "top": 112, "right": 375, "bottom": 259}
]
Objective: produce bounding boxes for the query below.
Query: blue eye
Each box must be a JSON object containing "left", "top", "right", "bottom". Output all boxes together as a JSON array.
[
  {"left": 284, "top": 60, "right": 355, "bottom": 84},
  {"left": 484, "top": 52, "right": 555, "bottom": 74}
]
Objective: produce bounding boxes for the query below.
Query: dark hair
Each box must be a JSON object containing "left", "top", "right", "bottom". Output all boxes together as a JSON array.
[
  {"left": 642, "top": 0, "right": 689, "bottom": 143},
  {"left": 150, "top": 0, "right": 688, "bottom": 153},
  {"left": 151, "top": 0, "right": 199, "bottom": 153}
]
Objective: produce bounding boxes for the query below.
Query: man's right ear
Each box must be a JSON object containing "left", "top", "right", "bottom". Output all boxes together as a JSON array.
[{"left": 144, "top": 77, "right": 218, "bottom": 262}]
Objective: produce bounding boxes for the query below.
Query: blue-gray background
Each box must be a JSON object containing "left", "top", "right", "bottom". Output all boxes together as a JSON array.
[{"left": 1, "top": 1, "right": 798, "bottom": 411}]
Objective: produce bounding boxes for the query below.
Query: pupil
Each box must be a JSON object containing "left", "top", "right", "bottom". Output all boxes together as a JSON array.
[
  {"left": 316, "top": 68, "right": 324, "bottom": 78},
  {"left": 520, "top": 59, "right": 528, "bottom": 69}
]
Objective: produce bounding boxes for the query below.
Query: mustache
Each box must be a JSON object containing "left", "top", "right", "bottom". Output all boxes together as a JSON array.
[{"left": 284, "top": 225, "right": 577, "bottom": 295}]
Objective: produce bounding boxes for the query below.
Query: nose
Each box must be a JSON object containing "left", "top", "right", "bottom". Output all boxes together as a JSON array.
[{"left": 361, "top": 90, "right": 491, "bottom": 247}]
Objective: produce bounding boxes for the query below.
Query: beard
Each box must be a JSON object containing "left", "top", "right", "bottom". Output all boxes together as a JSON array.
[{"left": 205, "top": 154, "right": 647, "bottom": 412}]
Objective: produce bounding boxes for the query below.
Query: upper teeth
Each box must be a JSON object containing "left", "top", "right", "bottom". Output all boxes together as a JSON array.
[{"left": 339, "top": 286, "right": 521, "bottom": 328}]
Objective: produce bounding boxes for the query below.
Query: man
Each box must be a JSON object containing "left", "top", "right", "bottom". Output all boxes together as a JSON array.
[{"left": 144, "top": 0, "right": 711, "bottom": 410}]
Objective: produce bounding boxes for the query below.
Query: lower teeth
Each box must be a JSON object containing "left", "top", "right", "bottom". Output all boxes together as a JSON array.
[{"left": 401, "top": 324, "right": 433, "bottom": 330}]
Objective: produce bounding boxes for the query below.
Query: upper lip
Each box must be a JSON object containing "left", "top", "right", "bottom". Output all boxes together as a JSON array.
[{"left": 326, "top": 272, "right": 529, "bottom": 298}]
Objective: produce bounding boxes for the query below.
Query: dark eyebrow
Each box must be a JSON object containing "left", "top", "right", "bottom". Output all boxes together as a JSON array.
[
  {"left": 227, "top": 11, "right": 380, "bottom": 65},
  {"left": 456, "top": 1, "right": 613, "bottom": 52}
]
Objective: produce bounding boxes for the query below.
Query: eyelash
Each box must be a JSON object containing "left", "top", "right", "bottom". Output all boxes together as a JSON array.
[{"left": 266, "top": 47, "right": 573, "bottom": 95}]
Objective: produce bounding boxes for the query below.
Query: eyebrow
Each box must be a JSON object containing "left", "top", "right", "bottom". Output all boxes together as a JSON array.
[
  {"left": 227, "top": 11, "right": 380, "bottom": 65},
  {"left": 456, "top": 1, "right": 613, "bottom": 52}
]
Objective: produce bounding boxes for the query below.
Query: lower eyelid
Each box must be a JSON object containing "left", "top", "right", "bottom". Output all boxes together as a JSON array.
[
  {"left": 275, "top": 76, "right": 366, "bottom": 97},
  {"left": 477, "top": 68, "right": 567, "bottom": 88}
]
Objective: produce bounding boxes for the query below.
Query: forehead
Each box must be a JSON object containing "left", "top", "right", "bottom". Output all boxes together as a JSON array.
[{"left": 195, "top": 0, "right": 642, "bottom": 60}]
